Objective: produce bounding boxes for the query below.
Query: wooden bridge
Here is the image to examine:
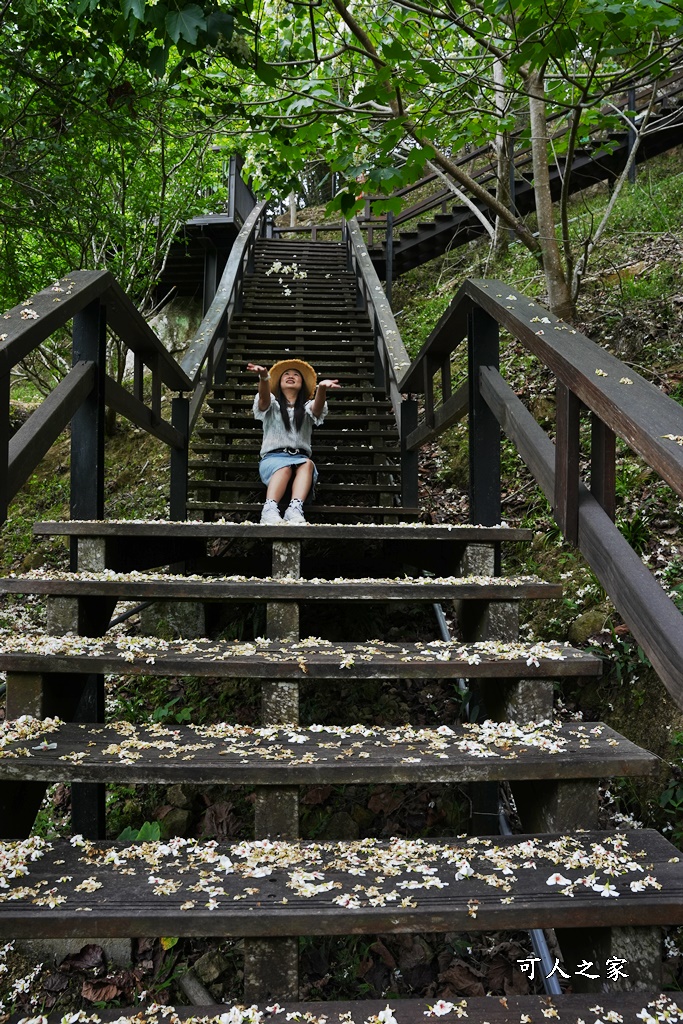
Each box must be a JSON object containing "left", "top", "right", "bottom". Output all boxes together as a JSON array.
[{"left": 0, "top": 194, "right": 683, "bottom": 1020}]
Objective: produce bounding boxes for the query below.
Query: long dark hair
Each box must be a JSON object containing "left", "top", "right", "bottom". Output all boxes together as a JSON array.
[{"left": 277, "top": 381, "right": 307, "bottom": 433}]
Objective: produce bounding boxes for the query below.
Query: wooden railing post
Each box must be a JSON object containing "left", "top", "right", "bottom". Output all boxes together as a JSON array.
[
  {"left": 170, "top": 395, "right": 189, "bottom": 521},
  {"left": 591, "top": 414, "right": 616, "bottom": 521},
  {"left": 69, "top": 298, "right": 107, "bottom": 839},
  {"left": 385, "top": 210, "right": 394, "bottom": 307},
  {"left": 468, "top": 306, "right": 501, "bottom": 525},
  {"left": 70, "top": 298, "right": 105, "bottom": 528},
  {"left": 373, "top": 313, "right": 385, "bottom": 390},
  {"left": 214, "top": 312, "right": 228, "bottom": 387},
  {"left": 203, "top": 247, "right": 218, "bottom": 316},
  {"left": 400, "top": 397, "right": 419, "bottom": 509},
  {"left": 555, "top": 382, "right": 581, "bottom": 545}
]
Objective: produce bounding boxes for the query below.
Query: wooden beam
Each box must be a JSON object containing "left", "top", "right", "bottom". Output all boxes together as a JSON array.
[
  {"left": 555, "top": 382, "right": 581, "bottom": 545},
  {"left": 8, "top": 361, "right": 95, "bottom": 499},
  {"left": 104, "top": 376, "right": 184, "bottom": 450},
  {"left": 405, "top": 381, "right": 468, "bottom": 450}
]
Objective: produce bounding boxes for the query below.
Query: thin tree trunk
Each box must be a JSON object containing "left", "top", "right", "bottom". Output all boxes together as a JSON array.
[
  {"left": 493, "top": 59, "right": 511, "bottom": 255},
  {"left": 527, "top": 69, "right": 575, "bottom": 320}
]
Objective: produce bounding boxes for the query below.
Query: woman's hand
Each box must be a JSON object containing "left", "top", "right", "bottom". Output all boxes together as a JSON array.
[
  {"left": 317, "top": 379, "right": 341, "bottom": 389},
  {"left": 247, "top": 362, "right": 268, "bottom": 375}
]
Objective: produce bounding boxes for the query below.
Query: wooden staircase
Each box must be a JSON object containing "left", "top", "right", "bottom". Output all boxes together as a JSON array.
[
  {"left": 187, "top": 239, "right": 410, "bottom": 523},
  {"left": 1, "top": 516, "right": 682, "bottom": 1019},
  {"left": 367, "top": 86, "right": 683, "bottom": 277},
  {"left": 1, "top": 244, "right": 683, "bottom": 1020}
]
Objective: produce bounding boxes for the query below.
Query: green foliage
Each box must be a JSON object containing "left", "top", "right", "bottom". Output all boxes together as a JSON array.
[
  {"left": 152, "top": 696, "right": 193, "bottom": 724},
  {"left": 117, "top": 820, "right": 162, "bottom": 842},
  {"left": 659, "top": 732, "right": 683, "bottom": 847}
]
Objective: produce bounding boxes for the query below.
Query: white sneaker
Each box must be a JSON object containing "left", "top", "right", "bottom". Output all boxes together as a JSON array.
[
  {"left": 284, "top": 500, "right": 307, "bottom": 524},
  {"left": 260, "top": 500, "right": 283, "bottom": 525}
]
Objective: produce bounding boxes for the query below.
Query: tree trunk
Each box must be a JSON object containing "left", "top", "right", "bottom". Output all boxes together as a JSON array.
[
  {"left": 527, "top": 69, "right": 575, "bottom": 320},
  {"left": 493, "top": 59, "right": 511, "bottom": 255}
]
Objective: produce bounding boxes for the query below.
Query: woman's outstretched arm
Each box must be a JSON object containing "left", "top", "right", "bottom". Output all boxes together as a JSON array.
[
  {"left": 247, "top": 362, "right": 271, "bottom": 411},
  {"left": 311, "top": 378, "right": 341, "bottom": 418}
]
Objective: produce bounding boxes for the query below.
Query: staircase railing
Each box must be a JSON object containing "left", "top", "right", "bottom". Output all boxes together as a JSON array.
[
  {"left": 399, "top": 279, "right": 683, "bottom": 704},
  {"left": 366, "top": 69, "right": 683, "bottom": 234},
  {"left": 0, "top": 272, "right": 190, "bottom": 529},
  {"left": 343, "top": 217, "right": 419, "bottom": 507},
  {"left": 0, "top": 200, "right": 269, "bottom": 530}
]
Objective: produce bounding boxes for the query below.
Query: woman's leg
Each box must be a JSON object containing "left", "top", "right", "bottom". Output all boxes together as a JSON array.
[
  {"left": 266, "top": 466, "right": 293, "bottom": 501},
  {"left": 291, "top": 460, "right": 314, "bottom": 500}
]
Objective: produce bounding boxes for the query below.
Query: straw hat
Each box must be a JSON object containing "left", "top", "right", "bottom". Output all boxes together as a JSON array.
[{"left": 269, "top": 358, "right": 317, "bottom": 399}]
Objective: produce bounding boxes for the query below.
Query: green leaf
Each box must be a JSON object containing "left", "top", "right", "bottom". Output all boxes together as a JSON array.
[
  {"left": 122, "top": 0, "right": 145, "bottom": 21},
  {"left": 117, "top": 820, "right": 161, "bottom": 842},
  {"left": 161, "top": 936, "right": 179, "bottom": 950},
  {"left": 137, "top": 820, "right": 162, "bottom": 842},
  {"left": 117, "top": 826, "right": 139, "bottom": 842},
  {"left": 147, "top": 45, "right": 169, "bottom": 77},
  {"left": 206, "top": 10, "right": 234, "bottom": 44},
  {"left": 371, "top": 196, "right": 403, "bottom": 215},
  {"left": 165, "top": 5, "right": 206, "bottom": 45},
  {"left": 253, "top": 55, "right": 280, "bottom": 86}
]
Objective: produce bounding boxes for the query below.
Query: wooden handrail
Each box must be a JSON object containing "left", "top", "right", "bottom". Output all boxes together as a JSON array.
[
  {"left": 400, "top": 279, "right": 683, "bottom": 499},
  {"left": 0, "top": 265, "right": 201, "bottom": 525},
  {"left": 343, "top": 218, "right": 418, "bottom": 507},
  {"left": 181, "top": 200, "right": 269, "bottom": 431},
  {"left": 399, "top": 277, "right": 683, "bottom": 705}
]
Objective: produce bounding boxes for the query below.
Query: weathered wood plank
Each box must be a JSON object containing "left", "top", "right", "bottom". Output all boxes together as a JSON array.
[
  {"left": 104, "top": 277, "right": 191, "bottom": 392},
  {"left": 26, "top": 994, "right": 683, "bottom": 1024},
  {"left": 0, "top": 272, "right": 110, "bottom": 373},
  {"left": 0, "top": 636, "right": 600, "bottom": 678},
  {"left": 104, "top": 376, "right": 184, "bottom": 450},
  {"left": 405, "top": 381, "right": 469, "bottom": 451},
  {"left": 8, "top": 361, "right": 95, "bottom": 499},
  {"left": 0, "top": 574, "right": 562, "bottom": 602},
  {"left": 1, "top": 830, "right": 681, "bottom": 938},
  {"left": 33, "top": 521, "right": 532, "bottom": 542},
  {"left": 0, "top": 721, "right": 655, "bottom": 785}
]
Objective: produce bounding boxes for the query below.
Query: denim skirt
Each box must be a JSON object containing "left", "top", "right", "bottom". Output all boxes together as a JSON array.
[{"left": 259, "top": 451, "right": 319, "bottom": 491}]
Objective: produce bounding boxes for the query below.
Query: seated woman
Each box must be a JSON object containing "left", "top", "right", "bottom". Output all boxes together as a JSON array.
[{"left": 247, "top": 358, "right": 341, "bottom": 524}]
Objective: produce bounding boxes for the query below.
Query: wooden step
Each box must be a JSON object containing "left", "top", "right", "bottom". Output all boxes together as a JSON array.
[
  {"left": 0, "top": 571, "right": 562, "bottom": 602},
  {"left": 227, "top": 334, "right": 374, "bottom": 346},
  {"left": 0, "top": 633, "right": 592, "bottom": 677},
  {"left": 185, "top": 502, "right": 418, "bottom": 521},
  {"left": 221, "top": 357, "right": 376, "bottom": 368},
  {"left": 0, "top": 720, "right": 647, "bottom": 785},
  {"left": 189, "top": 460, "right": 397, "bottom": 476},
  {"left": 212, "top": 385, "right": 389, "bottom": 398},
  {"left": 188, "top": 480, "right": 402, "bottom": 495},
  {"left": 195, "top": 427, "right": 397, "bottom": 441},
  {"left": 24, "top": 995, "right": 683, "bottom": 1024},
  {"left": 34, "top": 521, "right": 532, "bottom": 542},
  {"left": 201, "top": 414, "right": 398, "bottom": 428},
  {"left": 1, "top": 829, "right": 681, "bottom": 938},
  {"left": 206, "top": 399, "right": 394, "bottom": 412},
  {"left": 193, "top": 440, "right": 399, "bottom": 458}
]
